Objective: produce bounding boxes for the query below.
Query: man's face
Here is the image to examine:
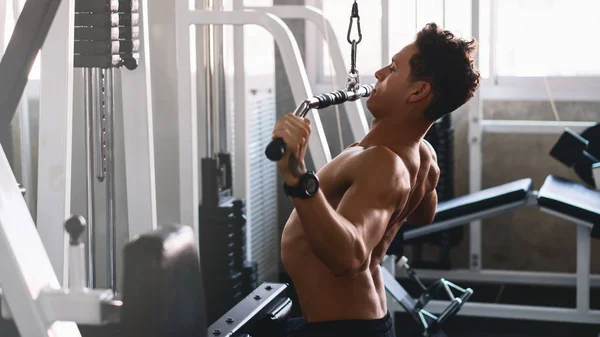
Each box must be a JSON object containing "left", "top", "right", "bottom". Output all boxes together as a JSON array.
[{"left": 366, "top": 43, "right": 419, "bottom": 119}]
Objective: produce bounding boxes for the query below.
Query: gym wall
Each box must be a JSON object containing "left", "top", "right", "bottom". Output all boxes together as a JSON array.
[{"left": 451, "top": 101, "right": 600, "bottom": 273}]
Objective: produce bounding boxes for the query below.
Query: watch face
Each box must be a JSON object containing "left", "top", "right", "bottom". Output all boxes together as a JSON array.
[{"left": 303, "top": 176, "right": 319, "bottom": 194}]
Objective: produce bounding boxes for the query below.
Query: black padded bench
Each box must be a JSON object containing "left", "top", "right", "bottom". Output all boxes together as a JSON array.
[
  {"left": 403, "top": 178, "right": 534, "bottom": 241},
  {"left": 537, "top": 175, "right": 600, "bottom": 238}
]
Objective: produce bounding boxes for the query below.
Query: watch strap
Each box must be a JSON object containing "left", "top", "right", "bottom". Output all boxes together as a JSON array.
[{"left": 283, "top": 171, "right": 317, "bottom": 199}]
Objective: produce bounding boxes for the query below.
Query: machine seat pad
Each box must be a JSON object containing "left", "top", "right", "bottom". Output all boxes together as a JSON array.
[
  {"left": 434, "top": 178, "right": 533, "bottom": 222},
  {"left": 538, "top": 175, "right": 600, "bottom": 230}
]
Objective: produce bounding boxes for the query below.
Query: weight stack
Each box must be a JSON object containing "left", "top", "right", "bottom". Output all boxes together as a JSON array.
[
  {"left": 74, "top": 0, "right": 140, "bottom": 69},
  {"left": 199, "top": 155, "right": 248, "bottom": 323},
  {"left": 242, "top": 260, "right": 259, "bottom": 296}
]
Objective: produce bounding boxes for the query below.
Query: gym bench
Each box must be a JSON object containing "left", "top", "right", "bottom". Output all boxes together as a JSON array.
[{"left": 389, "top": 174, "right": 600, "bottom": 325}]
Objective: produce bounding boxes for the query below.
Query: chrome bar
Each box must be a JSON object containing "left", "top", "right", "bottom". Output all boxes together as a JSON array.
[
  {"left": 103, "top": 68, "right": 117, "bottom": 292},
  {"left": 576, "top": 224, "right": 590, "bottom": 313},
  {"left": 83, "top": 68, "right": 96, "bottom": 288},
  {"left": 481, "top": 120, "right": 596, "bottom": 135}
]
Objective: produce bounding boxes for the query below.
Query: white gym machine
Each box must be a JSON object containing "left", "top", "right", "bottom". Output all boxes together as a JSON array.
[
  {"left": 0, "top": 0, "right": 158, "bottom": 291},
  {"left": 174, "top": 1, "right": 372, "bottom": 247},
  {"left": 0, "top": 0, "right": 160, "bottom": 331}
]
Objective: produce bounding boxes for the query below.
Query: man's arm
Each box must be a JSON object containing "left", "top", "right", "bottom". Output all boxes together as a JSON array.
[{"left": 291, "top": 147, "right": 410, "bottom": 277}]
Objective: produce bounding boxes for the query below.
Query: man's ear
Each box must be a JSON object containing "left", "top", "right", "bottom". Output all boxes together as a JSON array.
[{"left": 407, "top": 81, "right": 431, "bottom": 103}]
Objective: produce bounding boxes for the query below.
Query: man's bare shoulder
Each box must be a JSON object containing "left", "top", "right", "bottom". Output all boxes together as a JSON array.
[
  {"left": 353, "top": 146, "right": 411, "bottom": 191},
  {"left": 422, "top": 139, "right": 438, "bottom": 162}
]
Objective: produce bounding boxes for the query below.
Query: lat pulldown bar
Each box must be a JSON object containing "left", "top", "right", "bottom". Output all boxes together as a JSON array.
[{"left": 264, "top": 83, "right": 374, "bottom": 162}]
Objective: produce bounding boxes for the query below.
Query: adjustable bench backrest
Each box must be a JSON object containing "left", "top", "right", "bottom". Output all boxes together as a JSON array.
[
  {"left": 434, "top": 178, "right": 533, "bottom": 222},
  {"left": 402, "top": 178, "right": 534, "bottom": 241},
  {"left": 537, "top": 175, "right": 600, "bottom": 238}
]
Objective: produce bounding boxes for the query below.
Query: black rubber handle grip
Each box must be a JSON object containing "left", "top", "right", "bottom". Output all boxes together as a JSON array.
[
  {"left": 265, "top": 137, "right": 286, "bottom": 161},
  {"left": 314, "top": 90, "right": 350, "bottom": 109}
]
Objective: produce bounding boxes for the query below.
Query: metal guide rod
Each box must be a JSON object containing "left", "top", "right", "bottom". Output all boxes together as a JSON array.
[
  {"left": 204, "top": 0, "right": 226, "bottom": 157},
  {"left": 83, "top": 68, "right": 96, "bottom": 288},
  {"left": 204, "top": 14, "right": 213, "bottom": 157},
  {"left": 103, "top": 68, "right": 117, "bottom": 292},
  {"left": 215, "top": 5, "right": 227, "bottom": 154}
]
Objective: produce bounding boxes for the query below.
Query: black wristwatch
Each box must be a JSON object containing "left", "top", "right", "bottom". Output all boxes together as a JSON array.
[{"left": 283, "top": 171, "right": 320, "bottom": 199}]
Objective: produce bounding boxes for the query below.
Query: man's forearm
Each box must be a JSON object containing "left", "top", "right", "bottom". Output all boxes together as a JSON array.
[{"left": 292, "top": 191, "right": 362, "bottom": 275}]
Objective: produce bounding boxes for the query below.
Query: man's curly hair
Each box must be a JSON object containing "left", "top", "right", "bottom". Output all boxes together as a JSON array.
[{"left": 410, "top": 23, "right": 480, "bottom": 121}]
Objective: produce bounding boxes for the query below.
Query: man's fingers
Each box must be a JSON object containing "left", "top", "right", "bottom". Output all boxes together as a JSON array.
[{"left": 272, "top": 115, "right": 311, "bottom": 162}]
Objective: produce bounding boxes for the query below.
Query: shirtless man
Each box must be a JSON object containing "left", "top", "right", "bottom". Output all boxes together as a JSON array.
[{"left": 272, "top": 23, "right": 480, "bottom": 337}]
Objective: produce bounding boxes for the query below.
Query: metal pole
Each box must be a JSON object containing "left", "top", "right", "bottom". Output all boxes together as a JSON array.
[
  {"left": 204, "top": 0, "right": 214, "bottom": 158},
  {"left": 442, "top": 0, "right": 446, "bottom": 27},
  {"left": 490, "top": 0, "right": 498, "bottom": 83},
  {"left": 205, "top": 0, "right": 226, "bottom": 157},
  {"left": 215, "top": 0, "right": 227, "bottom": 154},
  {"left": 103, "top": 68, "right": 117, "bottom": 292},
  {"left": 83, "top": 68, "right": 96, "bottom": 288},
  {"left": 468, "top": 0, "right": 483, "bottom": 271},
  {"left": 381, "top": 0, "right": 389, "bottom": 68},
  {"left": 576, "top": 224, "right": 590, "bottom": 313},
  {"left": 0, "top": 0, "right": 6, "bottom": 54},
  {"left": 203, "top": 25, "right": 215, "bottom": 158}
]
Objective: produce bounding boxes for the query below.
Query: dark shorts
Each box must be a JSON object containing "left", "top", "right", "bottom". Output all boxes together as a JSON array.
[{"left": 285, "top": 312, "right": 395, "bottom": 337}]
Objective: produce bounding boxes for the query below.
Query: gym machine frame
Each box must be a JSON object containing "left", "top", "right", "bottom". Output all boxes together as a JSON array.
[
  {"left": 0, "top": 0, "right": 36, "bottom": 214},
  {"left": 0, "top": 0, "right": 158, "bottom": 288},
  {"left": 243, "top": 4, "right": 371, "bottom": 142},
  {"left": 174, "top": 3, "right": 334, "bottom": 240}
]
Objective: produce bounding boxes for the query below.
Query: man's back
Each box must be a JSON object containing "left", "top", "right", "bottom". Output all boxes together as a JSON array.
[{"left": 281, "top": 140, "right": 439, "bottom": 323}]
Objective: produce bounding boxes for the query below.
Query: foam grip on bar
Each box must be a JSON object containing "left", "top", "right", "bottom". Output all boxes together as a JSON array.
[
  {"left": 121, "top": 224, "right": 207, "bottom": 337},
  {"left": 265, "top": 138, "right": 286, "bottom": 161},
  {"left": 314, "top": 90, "right": 350, "bottom": 109}
]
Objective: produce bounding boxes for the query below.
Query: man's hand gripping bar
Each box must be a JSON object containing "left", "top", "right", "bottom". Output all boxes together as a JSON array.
[{"left": 265, "top": 84, "right": 374, "bottom": 162}]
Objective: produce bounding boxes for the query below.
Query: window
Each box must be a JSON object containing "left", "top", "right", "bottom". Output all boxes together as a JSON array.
[
  {"left": 319, "top": 0, "right": 382, "bottom": 79},
  {"left": 310, "top": 0, "right": 600, "bottom": 85},
  {"left": 317, "top": 0, "right": 476, "bottom": 82},
  {"left": 241, "top": 0, "right": 275, "bottom": 77},
  {"left": 388, "top": 0, "right": 473, "bottom": 62},
  {"left": 494, "top": 0, "right": 600, "bottom": 77}
]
